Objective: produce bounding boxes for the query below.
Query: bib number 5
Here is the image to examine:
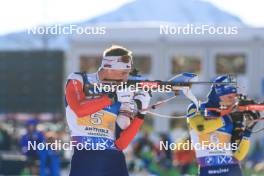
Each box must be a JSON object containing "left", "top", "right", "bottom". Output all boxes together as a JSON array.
[{"left": 90, "top": 112, "right": 103, "bottom": 125}]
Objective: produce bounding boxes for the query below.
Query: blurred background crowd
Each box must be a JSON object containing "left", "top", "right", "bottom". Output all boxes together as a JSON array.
[{"left": 0, "top": 113, "right": 264, "bottom": 175}]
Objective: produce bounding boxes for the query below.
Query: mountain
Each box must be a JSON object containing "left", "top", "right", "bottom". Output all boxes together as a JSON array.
[
  {"left": 87, "top": 0, "right": 242, "bottom": 24},
  {"left": 0, "top": 0, "right": 243, "bottom": 50}
]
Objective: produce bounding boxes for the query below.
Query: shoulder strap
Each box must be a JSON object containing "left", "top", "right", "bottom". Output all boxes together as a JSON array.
[{"left": 74, "top": 72, "right": 89, "bottom": 95}]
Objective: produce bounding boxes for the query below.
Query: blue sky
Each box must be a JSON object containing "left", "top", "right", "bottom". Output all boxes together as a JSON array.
[{"left": 0, "top": 0, "right": 263, "bottom": 35}]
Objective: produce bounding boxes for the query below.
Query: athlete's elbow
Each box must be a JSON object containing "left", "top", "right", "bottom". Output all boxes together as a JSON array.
[{"left": 74, "top": 110, "right": 85, "bottom": 117}]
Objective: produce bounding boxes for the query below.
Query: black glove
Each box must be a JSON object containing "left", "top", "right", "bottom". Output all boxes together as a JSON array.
[
  {"left": 134, "top": 100, "right": 146, "bottom": 119},
  {"left": 230, "top": 111, "right": 245, "bottom": 145},
  {"left": 244, "top": 111, "right": 260, "bottom": 131},
  {"left": 240, "top": 111, "right": 259, "bottom": 138}
]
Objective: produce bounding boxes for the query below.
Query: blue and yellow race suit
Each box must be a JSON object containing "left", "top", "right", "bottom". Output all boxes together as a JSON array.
[{"left": 186, "top": 102, "right": 251, "bottom": 176}]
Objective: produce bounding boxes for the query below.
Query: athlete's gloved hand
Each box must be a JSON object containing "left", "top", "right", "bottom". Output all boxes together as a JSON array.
[
  {"left": 230, "top": 112, "right": 245, "bottom": 129},
  {"left": 230, "top": 112, "right": 245, "bottom": 144},
  {"left": 134, "top": 91, "right": 151, "bottom": 118},
  {"left": 111, "top": 89, "right": 136, "bottom": 129},
  {"left": 117, "top": 100, "right": 138, "bottom": 129},
  {"left": 243, "top": 111, "right": 260, "bottom": 137},
  {"left": 245, "top": 111, "right": 259, "bottom": 129}
]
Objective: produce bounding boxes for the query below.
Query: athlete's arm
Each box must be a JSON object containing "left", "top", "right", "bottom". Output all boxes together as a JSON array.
[
  {"left": 233, "top": 129, "right": 252, "bottom": 161},
  {"left": 115, "top": 116, "right": 144, "bottom": 150},
  {"left": 233, "top": 121, "right": 256, "bottom": 160},
  {"left": 115, "top": 91, "right": 151, "bottom": 150},
  {"left": 233, "top": 137, "right": 250, "bottom": 161},
  {"left": 65, "top": 79, "right": 113, "bottom": 117},
  {"left": 233, "top": 111, "right": 258, "bottom": 160}
]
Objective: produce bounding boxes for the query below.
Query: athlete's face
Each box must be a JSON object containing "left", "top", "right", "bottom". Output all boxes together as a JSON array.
[
  {"left": 100, "top": 69, "right": 130, "bottom": 82},
  {"left": 219, "top": 93, "right": 237, "bottom": 107}
]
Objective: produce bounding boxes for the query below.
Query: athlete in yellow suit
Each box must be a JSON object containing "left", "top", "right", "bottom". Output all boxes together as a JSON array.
[{"left": 186, "top": 75, "right": 258, "bottom": 176}]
